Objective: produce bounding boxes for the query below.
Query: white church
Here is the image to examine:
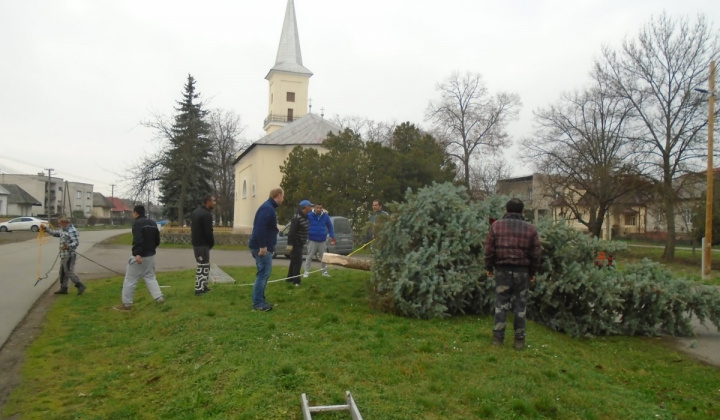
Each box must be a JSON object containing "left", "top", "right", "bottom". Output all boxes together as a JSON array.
[{"left": 232, "top": 0, "right": 341, "bottom": 233}]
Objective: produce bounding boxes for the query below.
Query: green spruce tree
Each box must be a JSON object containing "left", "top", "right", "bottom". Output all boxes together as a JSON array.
[{"left": 159, "top": 75, "right": 214, "bottom": 222}]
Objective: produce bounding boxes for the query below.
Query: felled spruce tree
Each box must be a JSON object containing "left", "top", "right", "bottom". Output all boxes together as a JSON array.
[
  {"left": 370, "top": 182, "right": 503, "bottom": 318},
  {"left": 370, "top": 182, "right": 720, "bottom": 337}
]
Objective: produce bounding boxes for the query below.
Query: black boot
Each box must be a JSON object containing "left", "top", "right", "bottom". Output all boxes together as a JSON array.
[
  {"left": 77, "top": 283, "right": 86, "bottom": 295},
  {"left": 54, "top": 289, "right": 68, "bottom": 295}
]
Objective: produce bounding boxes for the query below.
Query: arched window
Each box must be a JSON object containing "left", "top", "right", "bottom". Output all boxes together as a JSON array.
[{"left": 242, "top": 180, "right": 247, "bottom": 199}]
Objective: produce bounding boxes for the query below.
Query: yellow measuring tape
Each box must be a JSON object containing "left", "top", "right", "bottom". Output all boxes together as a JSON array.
[{"left": 35, "top": 224, "right": 51, "bottom": 281}]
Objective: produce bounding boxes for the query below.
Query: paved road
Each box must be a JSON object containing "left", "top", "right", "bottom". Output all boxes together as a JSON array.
[
  {"left": 0, "top": 230, "right": 126, "bottom": 347},
  {"left": 0, "top": 230, "right": 292, "bottom": 348}
]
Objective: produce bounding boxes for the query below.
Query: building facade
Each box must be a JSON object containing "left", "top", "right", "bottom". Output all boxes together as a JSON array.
[{"left": 232, "top": 0, "right": 340, "bottom": 232}]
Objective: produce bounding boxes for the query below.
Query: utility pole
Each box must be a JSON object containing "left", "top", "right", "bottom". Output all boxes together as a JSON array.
[
  {"left": 703, "top": 61, "right": 716, "bottom": 280},
  {"left": 44, "top": 168, "right": 53, "bottom": 217},
  {"left": 110, "top": 184, "right": 116, "bottom": 226}
]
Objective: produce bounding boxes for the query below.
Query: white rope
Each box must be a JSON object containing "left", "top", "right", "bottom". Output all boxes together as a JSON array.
[{"left": 234, "top": 267, "right": 326, "bottom": 287}]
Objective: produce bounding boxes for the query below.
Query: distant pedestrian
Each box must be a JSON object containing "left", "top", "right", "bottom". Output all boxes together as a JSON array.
[
  {"left": 365, "top": 199, "right": 388, "bottom": 245},
  {"left": 42, "top": 216, "right": 86, "bottom": 295},
  {"left": 484, "top": 198, "right": 541, "bottom": 350},
  {"left": 286, "top": 199, "right": 312, "bottom": 285},
  {"left": 113, "top": 205, "right": 164, "bottom": 311},
  {"left": 191, "top": 194, "right": 216, "bottom": 296},
  {"left": 248, "top": 187, "right": 284, "bottom": 311},
  {"left": 304, "top": 202, "right": 335, "bottom": 278}
]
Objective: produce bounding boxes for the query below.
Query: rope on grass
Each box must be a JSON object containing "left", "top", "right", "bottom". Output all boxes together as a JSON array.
[{"left": 233, "top": 240, "right": 374, "bottom": 287}]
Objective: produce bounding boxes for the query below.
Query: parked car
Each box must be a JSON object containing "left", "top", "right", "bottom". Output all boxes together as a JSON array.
[
  {"left": 0, "top": 217, "right": 49, "bottom": 232},
  {"left": 274, "top": 216, "right": 354, "bottom": 258}
]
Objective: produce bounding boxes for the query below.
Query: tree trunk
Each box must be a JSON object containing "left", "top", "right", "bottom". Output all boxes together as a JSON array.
[
  {"left": 661, "top": 194, "right": 677, "bottom": 261},
  {"left": 321, "top": 253, "right": 372, "bottom": 271}
]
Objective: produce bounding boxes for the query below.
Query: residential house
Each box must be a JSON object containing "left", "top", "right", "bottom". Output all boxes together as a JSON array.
[
  {"left": 496, "top": 173, "right": 653, "bottom": 240},
  {"left": 0, "top": 185, "right": 8, "bottom": 215},
  {"left": 0, "top": 183, "right": 42, "bottom": 216},
  {"left": 109, "top": 197, "right": 133, "bottom": 224},
  {"left": 0, "top": 173, "right": 62, "bottom": 216},
  {"left": 92, "top": 192, "right": 112, "bottom": 220}
]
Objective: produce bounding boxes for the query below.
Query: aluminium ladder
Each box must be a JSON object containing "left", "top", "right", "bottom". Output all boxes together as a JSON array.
[{"left": 301, "top": 390, "right": 363, "bottom": 420}]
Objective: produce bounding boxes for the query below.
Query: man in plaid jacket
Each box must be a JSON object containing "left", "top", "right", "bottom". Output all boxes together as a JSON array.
[
  {"left": 43, "top": 216, "right": 86, "bottom": 295},
  {"left": 484, "top": 198, "right": 541, "bottom": 350}
]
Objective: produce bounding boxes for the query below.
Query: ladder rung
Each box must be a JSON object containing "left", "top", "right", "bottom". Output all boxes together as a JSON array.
[{"left": 310, "top": 404, "right": 350, "bottom": 412}]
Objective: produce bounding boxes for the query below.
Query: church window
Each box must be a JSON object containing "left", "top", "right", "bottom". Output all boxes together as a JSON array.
[
  {"left": 287, "top": 92, "right": 295, "bottom": 102},
  {"left": 242, "top": 180, "right": 247, "bottom": 199}
]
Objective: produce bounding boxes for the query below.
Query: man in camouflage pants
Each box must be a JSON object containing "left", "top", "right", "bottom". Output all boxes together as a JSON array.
[{"left": 484, "top": 198, "right": 541, "bottom": 350}]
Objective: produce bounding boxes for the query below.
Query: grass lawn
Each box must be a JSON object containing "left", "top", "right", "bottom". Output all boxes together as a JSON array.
[
  {"left": 617, "top": 245, "right": 720, "bottom": 285},
  {"left": 4, "top": 268, "right": 720, "bottom": 419},
  {"left": 107, "top": 232, "right": 248, "bottom": 251}
]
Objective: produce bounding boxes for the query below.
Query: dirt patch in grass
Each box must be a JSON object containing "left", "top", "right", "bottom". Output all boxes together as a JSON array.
[{"left": 0, "top": 285, "right": 56, "bottom": 419}]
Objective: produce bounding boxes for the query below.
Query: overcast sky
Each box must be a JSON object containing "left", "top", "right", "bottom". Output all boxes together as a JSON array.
[{"left": 0, "top": 0, "right": 717, "bottom": 197}]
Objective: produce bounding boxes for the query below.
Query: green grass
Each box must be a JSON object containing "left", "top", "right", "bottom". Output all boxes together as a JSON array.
[
  {"left": 618, "top": 245, "right": 720, "bottom": 285},
  {"left": 106, "top": 232, "right": 248, "bottom": 251},
  {"left": 4, "top": 268, "right": 720, "bottom": 419}
]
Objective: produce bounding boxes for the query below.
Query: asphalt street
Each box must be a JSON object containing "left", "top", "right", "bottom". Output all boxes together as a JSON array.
[{"left": 0, "top": 229, "right": 292, "bottom": 348}]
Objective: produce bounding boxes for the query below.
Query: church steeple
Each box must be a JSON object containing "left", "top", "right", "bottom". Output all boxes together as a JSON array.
[{"left": 264, "top": 0, "right": 313, "bottom": 134}]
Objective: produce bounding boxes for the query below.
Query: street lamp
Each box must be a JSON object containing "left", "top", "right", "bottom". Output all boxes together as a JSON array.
[{"left": 695, "top": 60, "right": 716, "bottom": 280}]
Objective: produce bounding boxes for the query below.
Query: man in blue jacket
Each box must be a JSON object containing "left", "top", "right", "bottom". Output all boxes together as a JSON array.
[
  {"left": 303, "top": 202, "right": 335, "bottom": 278},
  {"left": 248, "top": 187, "right": 284, "bottom": 311}
]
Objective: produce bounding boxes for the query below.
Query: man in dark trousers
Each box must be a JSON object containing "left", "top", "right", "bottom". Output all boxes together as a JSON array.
[
  {"left": 191, "top": 194, "right": 216, "bottom": 296},
  {"left": 42, "top": 216, "right": 86, "bottom": 295},
  {"left": 249, "top": 187, "right": 284, "bottom": 311},
  {"left": 286, "top": 199, "right": 312, "bottom": 286},
  {"left": 113, "top": 204, "right": 163, "bottom": 311},
  {"left": 484, "top": 198, "right": 541, "bottom": 350}
]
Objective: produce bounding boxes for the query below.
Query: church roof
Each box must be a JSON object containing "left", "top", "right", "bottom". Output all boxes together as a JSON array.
[
  {"left": 234, "top": 113, "right": 341, "bottom": 163},
  {"left": 266, "top": 0, "right": 312, "bottom": 78}
]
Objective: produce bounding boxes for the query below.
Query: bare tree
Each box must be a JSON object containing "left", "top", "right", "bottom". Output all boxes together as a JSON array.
[
  {"left": 426, "top": 71, "right": 521, "bottom": 189},
  {"left": 329, "top": 114, "right": 396, "bottom": 144},
  {"left": 468, "top": 156, "right": 512, "bottom": 196},
  {"left": 595, "top": 13, "right": 719, "bottom": 259},
  {"left": 523, "top": 77, "right": 641, "bottom": 237},
  {"left": 121, "top": 111, "right": 173, "bottom": 206},
  {"left": 208, "top": 109, "right": 248, "bottom": 226}
]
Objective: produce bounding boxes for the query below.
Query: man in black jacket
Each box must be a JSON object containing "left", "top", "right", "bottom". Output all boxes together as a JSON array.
[
  {"left": 286, "top": 199, "right": 312, "bottom": 286},
  {"left": 114, "top": 205, "right": 163, "bottom": 311},
  {"left": 191, "top": 195, "right": 216, "bottom": 296}
]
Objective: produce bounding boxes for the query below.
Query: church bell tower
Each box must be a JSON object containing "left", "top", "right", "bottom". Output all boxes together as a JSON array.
[{"left": 263, "top": 0, "right": 313, "bottom": 135}]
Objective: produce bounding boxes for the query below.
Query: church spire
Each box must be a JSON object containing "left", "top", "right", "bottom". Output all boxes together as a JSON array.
[
  {"left": 263, "top": 0, "right": 312, "bottom": 134},
  {"left": 268, "top": 0, "right": 312, "bottom": 77}
]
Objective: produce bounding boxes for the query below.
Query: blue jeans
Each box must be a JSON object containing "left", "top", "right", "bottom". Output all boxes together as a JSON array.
[{"left": 251, "top": 249, "right": 273, "bottom": 307}]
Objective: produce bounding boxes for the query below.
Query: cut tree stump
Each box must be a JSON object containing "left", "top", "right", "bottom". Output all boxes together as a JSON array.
[{"left": 321, "top": 253, "right": 371, "bottom": 271}]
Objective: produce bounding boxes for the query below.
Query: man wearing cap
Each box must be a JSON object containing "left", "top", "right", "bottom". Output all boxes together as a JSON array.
[
  {"left": 286, "top": 199, "right": 313, "bottom": 286},
  {"left": 42, "top": 216, "right": 86, "bottom": 295},
  {"left": 304, "top": 202, "right": 335, "bottom": 278}
]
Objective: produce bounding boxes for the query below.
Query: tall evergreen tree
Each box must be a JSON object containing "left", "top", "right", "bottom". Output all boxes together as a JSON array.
[{"left": 159, "top": 75, "right": 214, "bottom": 222}]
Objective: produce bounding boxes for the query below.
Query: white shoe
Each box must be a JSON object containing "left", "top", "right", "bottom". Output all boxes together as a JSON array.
[
  {"left": 303, "top": 272, "right": 309, "bottom": 278},
  {"left": 322, "top": 272, "right": 330, "bottom": 277}
]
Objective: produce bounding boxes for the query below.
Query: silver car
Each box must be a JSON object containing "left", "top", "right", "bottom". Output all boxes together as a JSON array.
[
  {"left": 274, "top": 216, "right": 354, "bottom": 258},
  {"left": 0, "top": 216, "right": 49, "bottom": 232}
]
